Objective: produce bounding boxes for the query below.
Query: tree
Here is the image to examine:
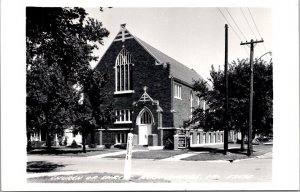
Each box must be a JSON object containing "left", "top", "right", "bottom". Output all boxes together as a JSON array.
[
  {"left": 187, "top": 58, "right": 273, "bottom": 151},
  {"left": 72, "top": 70, "right": 115, "bottom": 152},
  {"left": 26, "top": 7, "right": 110, "bottom": 150}
]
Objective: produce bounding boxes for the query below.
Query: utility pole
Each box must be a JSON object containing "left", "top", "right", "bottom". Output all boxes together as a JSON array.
[
  {"left": 240, "top": 39, "right": 264, "bottom": 156},
  {"left": 224, "top": 24, "right": 229, "bottom": 155}
]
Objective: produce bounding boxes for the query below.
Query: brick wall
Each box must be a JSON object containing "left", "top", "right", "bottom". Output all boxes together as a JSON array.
[
  {"left": 95, "top": 38, "right": 174, "bottom": 132},
  {"left": 172, "top": 80, "right": 194, "bottom": 128}
]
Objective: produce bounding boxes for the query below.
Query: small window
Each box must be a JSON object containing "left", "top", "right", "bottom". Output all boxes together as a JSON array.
[
  {"left": 115, "top": 109, "right": 132, "bottom": 123},
  {"left": 115, "top": 133, "right": 127, "bottom": 144},
  {"left": 203, "top": 133, "right": 206, "bottom": 143},
  {"left": 174, "top": 83, "right": 182, "bottom": 99}
]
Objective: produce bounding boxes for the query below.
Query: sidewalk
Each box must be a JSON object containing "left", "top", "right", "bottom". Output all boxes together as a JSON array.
[{"left": 86, "top": 149, "right": 147, "bottom": 159}]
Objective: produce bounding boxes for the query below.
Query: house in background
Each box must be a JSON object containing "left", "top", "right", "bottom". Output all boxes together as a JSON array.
[{"left": 94, "top": 24, "right": 227, "bottom": 147}]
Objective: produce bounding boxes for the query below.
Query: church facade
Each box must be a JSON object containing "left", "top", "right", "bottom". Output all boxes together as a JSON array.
[
  {"left": 28, "top": 24, "right": 231, "bottom": 148},
  {"left": 94, "top": 24, "right": 227, "bottom": 147}
]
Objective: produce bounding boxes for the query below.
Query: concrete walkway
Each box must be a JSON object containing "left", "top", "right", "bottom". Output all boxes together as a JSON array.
[
  {"left": 86, "top": 149, "right": 146, "bottom": 159},
  {"left": 160, "top": 152, "right": 208, "bottom": 161}
]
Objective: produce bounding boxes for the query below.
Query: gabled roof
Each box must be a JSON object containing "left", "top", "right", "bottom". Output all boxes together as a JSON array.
[
  {"left": 134, "top": 37, "right": 204, "bottom": 86},
  {"left": 100, "top": 24, "right": 205, "bottom": 86}
]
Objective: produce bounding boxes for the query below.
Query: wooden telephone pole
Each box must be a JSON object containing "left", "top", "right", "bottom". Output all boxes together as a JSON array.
[
  {"left": 240, "top": 39, "right": 264, "bottom": 156},
  {"left": 224, "top": 24, "right": 229, "bottom": 155}
]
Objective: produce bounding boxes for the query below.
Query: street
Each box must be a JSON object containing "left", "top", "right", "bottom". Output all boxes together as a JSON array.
[{"left": 27, "top": 153, "right": 272, "bottom": 183}]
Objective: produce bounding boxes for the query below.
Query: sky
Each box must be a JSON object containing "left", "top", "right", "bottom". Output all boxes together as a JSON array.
[{"left": 85, "top": 7, "right": 272, "bottom": 81}]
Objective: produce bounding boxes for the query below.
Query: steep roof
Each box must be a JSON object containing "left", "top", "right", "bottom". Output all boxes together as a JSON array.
[
  {"left": 103, "top": 24, "right": 205, "bottom": 86},
  {"left": 134, "top": 37, "right": 204, "bottom": 86}
]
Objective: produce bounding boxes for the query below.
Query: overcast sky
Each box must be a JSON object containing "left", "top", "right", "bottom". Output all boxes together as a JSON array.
[{"left": 86, "top": 7, "right": 272, "bottom": 80}]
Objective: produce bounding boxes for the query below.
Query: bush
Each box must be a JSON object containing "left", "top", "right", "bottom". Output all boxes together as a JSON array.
[
  {"left": 70, "top": 140, "right": 81, "bottom": 148},
  {"left": 104, "top": 144, "right": 113, "bottom": 149},
  {"left": 89, "top": 144, "right": 97, "bottom": 148},
  {"left": 164, "top": 138, "right": 174, "bottom": 150},
  {"left": 114, "top": 143, "right": 127, "bottom": 149},
  {"left": 27, "top": 141, "right": 32, "bottom": 152},
  {"left": 63, "top": 137, "right": 68, "bottom": 146}
]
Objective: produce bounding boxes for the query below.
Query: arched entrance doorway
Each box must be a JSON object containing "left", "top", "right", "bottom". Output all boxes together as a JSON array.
[{"left": 136, "top": 107, "right": 154, "bottom": 145}]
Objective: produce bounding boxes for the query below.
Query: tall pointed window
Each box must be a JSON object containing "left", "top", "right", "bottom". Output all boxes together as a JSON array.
[{"left": 115, "top": 48, "right": 134, "bottom": 94}]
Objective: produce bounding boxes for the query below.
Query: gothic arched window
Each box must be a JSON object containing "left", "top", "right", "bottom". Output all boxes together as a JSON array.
[{"left": 115, "top": 48, "right": 133, "bottom": 93}]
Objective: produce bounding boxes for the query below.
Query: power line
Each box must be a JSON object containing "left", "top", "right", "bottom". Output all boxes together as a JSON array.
[
  {"left": 218, "top": 8, "right": 248, "bottom": 55},
  {"left": 240, "top": 8, "right": 257, "bottom": 40},
  {"left": 247, "top": 8, "right": 267, "bottom": 53},
  {"left": 240, "top": 7, "right": 263, "bottom": 56},
  {"left": 217, "top": 8, "right": 242, "bottom": 42},
  {"left": 224, "top": 8, "right": 247, "bottom": 40},
  {"left": 217, "top": 8, "right": 249, "bottom": 57}
]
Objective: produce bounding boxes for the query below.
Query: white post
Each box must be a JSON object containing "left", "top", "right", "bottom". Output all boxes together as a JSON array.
[{"left": 123, "top": 133, "right": 133, "bottom": 180}]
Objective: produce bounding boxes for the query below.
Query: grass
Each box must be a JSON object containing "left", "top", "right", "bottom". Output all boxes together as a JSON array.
[
  {"left": 183, "top": 144, "right": 272, "bottom": 161},
  {"left": 28, "top": 147, "right": 123, "bottom": 157},
  {"left": 27, "top": 172, "right": 170, "bottom": 183},
  {"left": 105, "top": 149, "right": 188, "bottom": 159}
]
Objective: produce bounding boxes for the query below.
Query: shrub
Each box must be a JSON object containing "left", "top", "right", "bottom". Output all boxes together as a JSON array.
[
  {"left": 164, "top": 138, "right": 174, "bottom": 150},
  {"left": 70, "top": 140, "right": 81, "bottom": 148},
  {"left": 89, "top": 144, "right": 97, "bottom": 148},
  {"left": 114, "top": 143, "right": 127, "bottom": 149},
  {"left": 63, "top": 137, "right": 68, "bottom": 146},
  {"left": 104, "top": 144, "right": 113, "bottom": 149}
]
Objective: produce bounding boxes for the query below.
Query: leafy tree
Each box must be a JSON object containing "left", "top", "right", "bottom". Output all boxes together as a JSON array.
[
  {"left": 187, "top": 58, "right": 273, "bottom": 150},
  {"left": 72, "top": 70, "right": 115, "bottom": 152},
  {"left": 26, "top": 7, "right": 110, "bottom": 150}
]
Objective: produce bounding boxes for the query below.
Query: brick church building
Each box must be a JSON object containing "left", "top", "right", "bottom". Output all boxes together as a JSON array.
[
  {"left": 29, "top": 24, "right": 230, "bottom": 148},
  {"left": 93, "top": 24, "right": 226, "bottom": 147}
]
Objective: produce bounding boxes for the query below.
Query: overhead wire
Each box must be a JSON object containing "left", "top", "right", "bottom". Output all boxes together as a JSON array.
[
  {"left": 240, "top": 7, "right": 263, "bottom": 56},
  {"left": 224, "top": 8, "right": 247, "bottom": 41},
  {"left": 247, "top": 8, "right": 268, "bottom": 54},
  {"left": 217, "top": 8, "right": 249, "bottom": 57}
]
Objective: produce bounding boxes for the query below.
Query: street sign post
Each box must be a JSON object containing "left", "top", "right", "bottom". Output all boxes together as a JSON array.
[{"left": 123, "top": 133, "right": 133, "bottom": 180}]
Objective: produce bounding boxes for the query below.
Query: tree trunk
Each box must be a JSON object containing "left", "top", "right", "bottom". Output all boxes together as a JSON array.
[
  {"left": 91, "top": 129, "right": 95, "bottom": 147},
  {"left": 82, "top": 133, "right": 86, "bottom": 153},
  {"left": 46, "top": 128, "right": 52, "bottom": 151},
  {"left": 26, "top": 131, "right": 32, "bottom": 152},
  {"left": 240, "top": 130, "right": 245, "bottom": 151}
]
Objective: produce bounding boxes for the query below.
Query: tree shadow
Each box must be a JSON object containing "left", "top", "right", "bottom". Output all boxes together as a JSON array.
[
  {"left": 28, "top": 148, "right": 101, "bottom": 155},
  {"left": 189, "top": 146, "right": 252, "bottom": 155},
  {"left": 27, "top": 161, "right": 65, "bottom": 173}
]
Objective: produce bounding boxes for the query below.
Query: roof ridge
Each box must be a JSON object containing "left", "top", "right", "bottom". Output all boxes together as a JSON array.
[
  {"left": 134, "top": 36, "right": 204, "bottom": 85},
  {"left": 135, "top": 36, "right": 193, "bottom": 70}
]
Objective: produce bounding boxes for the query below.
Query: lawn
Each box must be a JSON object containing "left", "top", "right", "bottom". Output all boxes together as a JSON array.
[
  {"left": 183, "top": 144, "right": 272, "bottom": 161},
  {"left": 105, "top": 149, "right": 188, "bottom": 159},
  {"left": 28, "top": 147, "right": 123, "bottom": 157},
  {"left": 27, "top": 172, "right": 170, "bottom": 183}
]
